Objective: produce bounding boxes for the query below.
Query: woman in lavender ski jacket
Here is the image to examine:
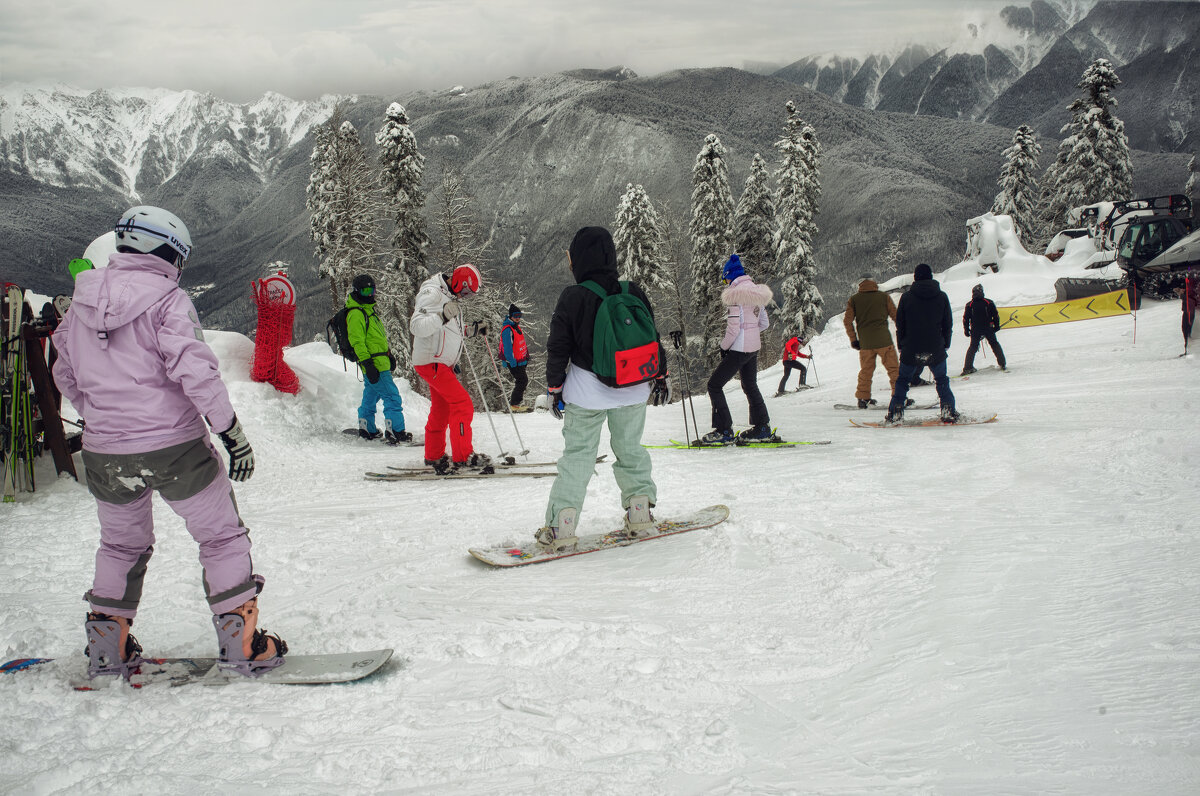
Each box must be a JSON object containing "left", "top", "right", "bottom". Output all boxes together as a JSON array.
[
  {"left": 52, "top": 206, "right": 285, "bottom": 681},
  {"left": 701, "top": 254, "right": 775, "bottom": 444}
]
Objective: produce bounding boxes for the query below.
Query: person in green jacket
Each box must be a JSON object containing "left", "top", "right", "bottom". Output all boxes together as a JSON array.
[
  {"left": 347, "top": 274, "right": 410, "bottom": 444},
  {"left": 843, "top": 276, "right": 899, "bottom": 409}
]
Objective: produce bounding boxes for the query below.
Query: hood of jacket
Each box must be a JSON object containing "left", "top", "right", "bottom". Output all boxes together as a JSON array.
[
  {"left": 345, "top": 294, "right": 378, "bottom": 314},
  {"left": 856, "top": 279, "right": 880, "bottom": 293},
  {"left": 721, "top": 275, "right": 774, "bottom": 307},
  {"left": 908, "top": 278, "right": 944, "bottom": 302},
  {"left": 69, "top": 252, "right": 180, "bottom": 333},
  {"left": 569, "top": 227, "right": 619, "bottom": 291}
]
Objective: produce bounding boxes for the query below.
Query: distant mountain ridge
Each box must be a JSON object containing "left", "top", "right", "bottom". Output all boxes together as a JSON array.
[{"left": 772, "top": 0, "right": 1200, "bottom": 153}]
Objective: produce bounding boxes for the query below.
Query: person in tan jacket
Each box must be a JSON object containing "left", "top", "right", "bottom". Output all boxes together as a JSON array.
[{"left": 843, "top": 276, "right": 899, "bottom": 408}]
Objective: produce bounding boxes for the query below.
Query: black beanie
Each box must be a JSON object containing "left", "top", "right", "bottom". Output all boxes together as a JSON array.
[
  {"left": 914, "top": 263, "right": 933, "bottom": 281},
  {"left": 568, "top": 227, "right": 617, "bottom": 274},
  {"left": 508, "top": 303, "right": 522, "bottom": 317}
]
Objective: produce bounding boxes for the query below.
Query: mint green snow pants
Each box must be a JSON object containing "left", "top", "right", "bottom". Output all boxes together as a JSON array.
[{"left": 545, "top": 402, "right": 657, "bottom": 528}]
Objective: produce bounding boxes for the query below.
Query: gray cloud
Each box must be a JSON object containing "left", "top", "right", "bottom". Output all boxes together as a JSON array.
[{"left": 0, "top": 0, "right": 1012, "bottom": 101}]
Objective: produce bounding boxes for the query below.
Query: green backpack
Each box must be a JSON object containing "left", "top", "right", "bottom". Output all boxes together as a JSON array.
[{"left": 580, "top": 280, "right": 661, "bottom": 386}]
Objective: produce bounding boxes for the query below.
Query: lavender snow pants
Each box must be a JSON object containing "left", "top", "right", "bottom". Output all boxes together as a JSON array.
[{"left": 82, "top": 437, "right": 262, "bottom": 619}]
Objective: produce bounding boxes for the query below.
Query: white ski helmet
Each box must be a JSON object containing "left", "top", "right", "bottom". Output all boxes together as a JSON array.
[
  {"left": 114, "top": 205, "right": 192, "bottom": 266},
  {"left": 83, "top": 231, "right": 118, "bottom": 267}
]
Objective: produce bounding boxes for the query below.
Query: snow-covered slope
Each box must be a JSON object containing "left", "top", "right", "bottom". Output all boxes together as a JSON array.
[{"left": 2, "top": 278, "right": 1197, "bottom": 792}]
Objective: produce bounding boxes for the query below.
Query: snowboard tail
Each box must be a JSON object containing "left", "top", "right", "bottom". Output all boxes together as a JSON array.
[
  {"left": 469, "top": 504, "right": 730, "bottom": 567},
  {"left": 849, "top": 414, "right": 998, "bottom": 428}
]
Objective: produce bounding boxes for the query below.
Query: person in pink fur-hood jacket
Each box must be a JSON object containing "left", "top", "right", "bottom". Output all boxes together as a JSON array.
[
  {"left": 52, "top": 206, "right": 286, "bottom": 683},
  {"left": 700, "top": 254, "right": 776, "bottom": 445}
]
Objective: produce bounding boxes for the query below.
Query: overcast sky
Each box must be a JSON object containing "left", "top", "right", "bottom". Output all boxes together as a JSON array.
[{"left": 2, "top": 0, "right": 1040, "bottom": 102}]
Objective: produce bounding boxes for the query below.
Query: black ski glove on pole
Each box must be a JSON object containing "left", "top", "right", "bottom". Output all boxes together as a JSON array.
[
  {"left": 217, "top": 416, "right": 255, "bottom": 482},
  {"left": 548, "top": 386, "right": 565, "bottom": 420},
  {"left": 650, "top": 375, "right": 671, "bottom": 406}
]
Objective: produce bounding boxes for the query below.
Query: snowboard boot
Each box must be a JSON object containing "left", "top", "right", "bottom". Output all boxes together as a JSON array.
[
  {"left": 857, "top": 398, "right": 877, "bottom": 409},
  {"left": 84, "top": 612, "right": 144, "bottom": 680},
  {"left": 622, "top": 495, "right": 657, "bottom": 538},
  {"left": 383, "top": 421, "right": 412, "bottom": 445},
  {"left": 509, "top": 405, "right": 532, "bottom": 414},
  {"left": 357, "top": 419, "right": 381, "bottom": 441},
  {"left": 699, "top": 428, "right": 735, "bottom": 445},
  {"left": 772, "top": 390, "right": 785, "bottom": 398},
  {"left": 883, "top": 409, "right": 903, "bottom": 425},
  {"left": 534, "top": 508, "right": 578, "bottom": 553},
  {"left": 960, "top": 366, "right": 976, "bottom": 376},
  {"left": 904, "top": 398, "right": 915, "bottom": 408},
  {"left": 737, "top": 424, "right": 776, "bottom": 443},
  {"left": 213, "top": 598, "right": 288, "bottom": 677},
  {"left": 940, "top": 406, "right": 961, "bottom": 424},
  {"left": 425, "top": 454, "right": 451, "bottom": 468}
]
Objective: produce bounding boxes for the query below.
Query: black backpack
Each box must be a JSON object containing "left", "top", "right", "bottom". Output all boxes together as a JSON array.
[{"left": 326, "top": 306, "right": 366, "bottom": 362}]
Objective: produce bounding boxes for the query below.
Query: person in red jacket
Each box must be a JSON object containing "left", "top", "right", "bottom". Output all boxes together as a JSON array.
[{"left": 774, "top": 335, "right": 811, "bottom": 395}]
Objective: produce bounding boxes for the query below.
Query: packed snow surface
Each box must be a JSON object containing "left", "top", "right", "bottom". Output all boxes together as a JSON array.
[{"left": 2, "top": 284, "right": 1198, "bottom": 794}]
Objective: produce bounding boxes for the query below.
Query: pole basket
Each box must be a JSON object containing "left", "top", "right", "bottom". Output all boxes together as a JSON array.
[{"left": 250, "top": 273, "right": 300, "bottom": 395}]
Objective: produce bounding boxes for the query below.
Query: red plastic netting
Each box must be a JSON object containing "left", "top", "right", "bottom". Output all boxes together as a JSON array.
[{"left": 250, "top": 273, "right": 300, "bottom": 395}]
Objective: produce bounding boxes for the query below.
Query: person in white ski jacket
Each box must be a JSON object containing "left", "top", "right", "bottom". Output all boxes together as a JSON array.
[{"left": 410, "top": 265, "right": 491, "bottom": 468}]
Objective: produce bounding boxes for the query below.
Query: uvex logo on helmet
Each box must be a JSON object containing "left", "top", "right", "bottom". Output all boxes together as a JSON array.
[{"left": 114, "top": 206, "right": 193, "bottom": 265}]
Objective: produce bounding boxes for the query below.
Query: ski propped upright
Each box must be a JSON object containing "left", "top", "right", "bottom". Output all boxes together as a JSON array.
[{"left": 469, "top": 504, "right": 730, "bottom": 567}]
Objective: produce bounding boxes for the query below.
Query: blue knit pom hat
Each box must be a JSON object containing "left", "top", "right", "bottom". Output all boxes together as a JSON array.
[{"left": 721, "top": 254, "right": 745, "bottom": 283}]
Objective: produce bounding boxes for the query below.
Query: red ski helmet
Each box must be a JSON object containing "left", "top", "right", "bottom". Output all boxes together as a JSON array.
[{"left": 450, "top": 263, "right": 481, "bottom": 295}]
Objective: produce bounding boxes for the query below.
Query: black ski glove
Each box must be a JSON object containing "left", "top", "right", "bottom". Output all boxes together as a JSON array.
[
  {"left": 548, "top": 386, "right": 565, "bottom": 420},
  {"left": 650, "top": 375, "right": 671, "bottom": 406},
  {"left": 362, "top": 359, "right": 380, "bottom": 384},
  {"left": 850, "top": 340, "right": 861, "bottom": 350},
  {"left": 217, "top": 416, "right": 255, "bottom": 482}
]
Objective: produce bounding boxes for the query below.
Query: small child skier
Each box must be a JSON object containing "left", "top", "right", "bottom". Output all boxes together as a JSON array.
[
  {"left": 52, "top": 206, "right": 286, "bottom": 681},
  {"left": 536, "top": 226, "right": 670, "bottom": 552},
  {"left": 346, "top": 274, "right": 410, "bottom": 444},
  {"left": 775, "top": 334, "right": 810, "bottom": 395},
  {"left": 410, "top": 263, "right": 492, "bottom": 468}
]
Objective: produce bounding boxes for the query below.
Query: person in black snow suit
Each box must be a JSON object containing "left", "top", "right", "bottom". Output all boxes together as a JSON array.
[
  {"left": 961, "top": 284, "right": 1006, "bottom": 375},
  {"left": 886, "top": 263, "right": 959, "bottom": 423}
]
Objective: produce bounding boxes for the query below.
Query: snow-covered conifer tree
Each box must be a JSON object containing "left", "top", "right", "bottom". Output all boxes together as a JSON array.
[
  {"left": 306, "top": 109, "right": 384, "bottom": 309},
  {"left": 773, "top": 101, "right": 824, "bottom": 339},
  {"left": 689, "top": 134, "right": 735, "bottom": 364},
  {"left": 732, "top": 153, "right": 777, "bottom": 280},
  {"left": 614, "top": 183, "right": 668, "bottom": 292},
  {"left": 1039, "top": 59, "right": 1134, "bottom": 238},
  {"left": 375, "top": 103, "right": 431, "bottom": 371},
  {"left": 992, "top": 125, "right": 1042, "bottom": 249}
]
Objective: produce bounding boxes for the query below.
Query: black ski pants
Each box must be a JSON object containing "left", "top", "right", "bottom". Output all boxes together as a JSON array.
[
  {"left": 708, "top": 349, "right": 769, "bottom": 432},
  {"left": 964, "top": 331, "right": 1006, "bottom": 371},
  {"left": 507, "top": 364, "right": 528, "bottom": 406},
  {"left": 777, "top": 360, "right": 807, "bottom": 392}
]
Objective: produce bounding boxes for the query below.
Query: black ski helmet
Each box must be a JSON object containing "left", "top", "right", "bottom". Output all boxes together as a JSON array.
[{"left": 351, "top": 274, "right": 376, "bottom": 304}]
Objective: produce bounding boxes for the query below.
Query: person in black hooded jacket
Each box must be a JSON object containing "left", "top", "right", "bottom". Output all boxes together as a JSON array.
[
  {"left": 886, "top": 263, "right": 959, "bottom": 423},
  {"left": 961, "top": 283, "right": 1006, "bottom": 374},
  {"left": 535, "top": 226, "right": 670, "bottom": 553}
]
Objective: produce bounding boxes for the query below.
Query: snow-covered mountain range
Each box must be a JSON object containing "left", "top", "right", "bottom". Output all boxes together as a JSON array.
[{"left": 0, "top": 0, "right": 1193, "bottom": 340}]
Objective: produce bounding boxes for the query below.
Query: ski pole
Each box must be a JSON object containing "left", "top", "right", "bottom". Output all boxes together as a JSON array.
[
  {"left": 806, "top": 347, "right": 819, "bottom": 387},
  {"left": 480, "top": 331, "right": 530, "bottom": 458},
  {"left": 460, "top": 336, "right": 508, "bottom": 459},
  {"left": 670, "top": 330, "right": 702, "bottom": 445}
]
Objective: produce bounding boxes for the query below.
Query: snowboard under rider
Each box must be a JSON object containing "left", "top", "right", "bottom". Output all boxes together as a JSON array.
[
  {"left": 961, "top": 283, "right": 1007, "bottom": 375},
  {"left": 886, "top": 263, "right": 959, "bottom": 424},
  {"left": 775, "top": 334, "right": 811, "bottom": 395},
  {"left": 52, "top": 205, "right": 286, "bottom": 681},
  {"left": 536, "top": 226, "right": 670, "bottom": 553},
  {"left": 410, "top": 264, "right": 492, "bottom": 469},
  {"left": 702, "top": 254, "right": 774, "bottom": 444},
  {"left": 346, "top": 274, "right": 410, "bottom": 444},
  {"left": 843, "top": 275, "right": 899, "bottom": 409},
  {"left": 499, "top": 303, "right": 531, "bottom": 412}
]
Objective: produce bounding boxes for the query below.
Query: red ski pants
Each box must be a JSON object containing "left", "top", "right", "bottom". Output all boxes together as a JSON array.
[{"left": 415, "top": 363, "right": 475, "bottom": 463}]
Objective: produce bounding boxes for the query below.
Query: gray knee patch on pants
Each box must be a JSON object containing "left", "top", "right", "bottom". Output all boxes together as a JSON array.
[{"left": 84, "top": 438, "right": 220, "bottom": 505}]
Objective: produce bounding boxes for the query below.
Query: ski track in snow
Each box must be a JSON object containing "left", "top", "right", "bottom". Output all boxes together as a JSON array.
[{"left": 2, "top": 301, "right": 1198, "bottom": 794}]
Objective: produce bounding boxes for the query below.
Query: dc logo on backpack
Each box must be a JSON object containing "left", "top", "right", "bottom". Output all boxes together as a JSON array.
[{"left": 581, "top": 280, "right": 661, "bottom": 387}]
